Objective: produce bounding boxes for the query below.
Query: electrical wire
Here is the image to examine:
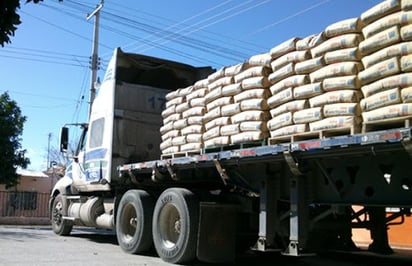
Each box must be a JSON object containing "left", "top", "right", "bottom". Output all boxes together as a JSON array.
[
  {"left": 99, "top": 23, "right": 224, "bottom": 66},
  {"left": 0, "top": 89, "right": 80, "bottom": 103},
  {"left": 247, "top": 0, "right": 331, "bottom": 36},
  {"left": 101, "top": 11, "right": 247, "bottom": 62},
  {"left": 134, "top": 0, "right": 271, "bottom": 56},
  {"left": 57, "top": 1, "right": 254, "bottom": 63},
  {"left": 20, "top": 10, "right": 94, "bottom": 46},
  {"left": 118, "top": 0, "right": 236, "bottom": 51},
  {"left": 71, "top": 69, "right": 89, "bottom": 124},
  {"left": 1, "top": 47, "right": 90, "bottom": 67},
  {"left": 38, "top": 4, "right": 113, "bottom": 51},
  {"left": 104, "top": 1, "right": 266, "bottom": 55},
  {"left": 41, "top": 2, "right": 227, "bottom": 65},
  {"left": 0, "top": 53, "right": 87, "bottom": 67}
]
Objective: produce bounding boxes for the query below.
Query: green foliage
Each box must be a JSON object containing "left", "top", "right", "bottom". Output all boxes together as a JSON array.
[
  {"left": 0, "top": 92, "right": 30, "bottom": 188},
  {"left": 0, "top": 0, "right": 21, "bottom": 46},
  {"left": 0, "top": 0, "right": 47, "bottom": 47}
]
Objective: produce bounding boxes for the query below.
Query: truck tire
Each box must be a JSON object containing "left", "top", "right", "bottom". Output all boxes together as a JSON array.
[
  {"left": 51, "top": 194, "right": 72, "bottom": 236},
  {"left": 152, "top": 188, "right": 199, "bottom": 264},
  {"left": 116, "top": 189, "right": 154, "bottom": 254}
]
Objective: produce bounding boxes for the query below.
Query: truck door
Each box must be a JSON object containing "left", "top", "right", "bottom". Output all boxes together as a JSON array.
[{"left": 71, "top": 126, "right": 88, "bottom": 188}]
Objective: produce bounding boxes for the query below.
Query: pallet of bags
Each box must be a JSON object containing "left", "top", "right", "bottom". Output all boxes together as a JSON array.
[
  {"left": 179, "top": 79, "right": 209, "bottom": 153},
  {"left": 306, "top": 16, "right": 364, "bottom": 136},
  {"left": 160, "top": 83, "right": 207, "bottom": 158},
  {"left": 229, "top": 55, "right": 272, "bottom": 145},
  {"left": 202, "top": 66, "right": 236, "bottom": 149},
  {"left": 203, "top": 58, "right": 272, "bottom": 149},
  {"left": 266, "top": 37, "right": 313, "bottom": 142},
  {"left": 160, "top": 87, "right": 188, "bottom": 156},
  {"left": 268, "top": 18, "right": 365, "bottom": 143},
  {"left": 358, "top": 0, "right": 412, "bottom": 132}
]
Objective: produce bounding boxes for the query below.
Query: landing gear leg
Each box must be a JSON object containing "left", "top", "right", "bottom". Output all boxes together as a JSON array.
[{"left": 367, "top": 207, "right": 393, "bottom": 254}]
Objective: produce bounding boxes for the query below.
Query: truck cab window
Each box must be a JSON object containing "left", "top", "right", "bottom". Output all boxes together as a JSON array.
[
  {"left": 80, "top": 129, "right": 88, "bottom": 151},
  {"left": 89, "top": 118, "right": 104, "bottom": 148}
]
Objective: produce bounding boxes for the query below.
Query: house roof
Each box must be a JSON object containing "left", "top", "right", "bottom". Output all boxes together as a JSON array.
[{"left": 17, "top": 169, "right": 49, "bottom": 178}]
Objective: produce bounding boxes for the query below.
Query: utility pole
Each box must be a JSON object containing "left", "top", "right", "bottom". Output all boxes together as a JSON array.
[
  {"left": 47, "top": 132, "right": 51, "bottom": 170},
  {"left": 87, "top": 1, "right": 104, "bottom": 118}
]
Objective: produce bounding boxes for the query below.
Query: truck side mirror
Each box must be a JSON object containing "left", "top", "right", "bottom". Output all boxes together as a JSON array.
[{"left": 60, "top": 127, "right": 69, "bottom": 152}]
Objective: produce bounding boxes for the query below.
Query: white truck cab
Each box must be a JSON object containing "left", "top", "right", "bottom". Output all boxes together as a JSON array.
[{"left": 50, "top": 47, "right": 213, "bottom": 244}]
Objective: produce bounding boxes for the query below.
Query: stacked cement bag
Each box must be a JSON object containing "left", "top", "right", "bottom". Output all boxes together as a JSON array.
[
  {"left": 180, "top": 79, "right": 208, "bottom": 152},
  {"left": 305, "top": 18, "right": 364, "bottom": 132},
  {"left": 266, "top": 38, "right": 312, "bottom": 137},
  {"left": 202, "top": 67, "right": 235, "bottom": 148},
  {"left": 160, "top": 83, "right": 207, "bottom": 155},
  {"left": 227, "top": 56, "right": 272, "bottom": 145},
  {"left": 267, "top": 19, "right": 364, "bottom": 137},
  {"left": 160, "top": 86, "right": 191, "bottom": 154},
  {"left": 201, "top": 59, "right": 272, "bottom": 148},
  {"left": 359, "top": 0, "right": 412, "bottom": 125},
  {"left": 159, "top": 0, "right": 412, "bottom": 155}
]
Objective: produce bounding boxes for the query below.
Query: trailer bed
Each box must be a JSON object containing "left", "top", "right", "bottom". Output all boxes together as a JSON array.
[{"left": 118, "top": 127, "right": 412, "bottom": 174}]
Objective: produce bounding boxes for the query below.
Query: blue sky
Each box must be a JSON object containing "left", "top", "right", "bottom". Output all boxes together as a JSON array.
[{"left": 0, "top": 0, "right": 382, "bottom": 170}]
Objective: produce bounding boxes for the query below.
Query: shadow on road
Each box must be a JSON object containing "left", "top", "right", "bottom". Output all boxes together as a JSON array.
[
  {"left": 61, "top": 227, "right": 412, "bottom": 266},
  {"left": 8, "top": 226, "right": 411, "bottom": 266},
  {"left": 69, "top": 227, "right": 118, "bottom": 245}
]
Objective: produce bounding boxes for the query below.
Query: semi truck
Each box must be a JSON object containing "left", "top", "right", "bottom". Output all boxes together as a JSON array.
[
  {"left": 49, "top": 47, "right": 412, "bottom": 264},
  {"left": 49, "top": 0, "right": 412, "bottom": 262}
]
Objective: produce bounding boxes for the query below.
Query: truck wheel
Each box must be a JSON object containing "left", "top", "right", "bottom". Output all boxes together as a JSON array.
[
  {"left": 51, "top": 194, "right": 72, "bottom": 236},
  {"left": 152, "top": 188, "right": 199, "bottom": 264},
  {"left": 116, "top": 190, "right": 154, "bottom": 254}
]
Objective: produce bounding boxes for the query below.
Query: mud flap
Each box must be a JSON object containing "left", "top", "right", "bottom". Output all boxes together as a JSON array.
[{"left": 197, "top": 203, "right": 237, "bottom": 263}]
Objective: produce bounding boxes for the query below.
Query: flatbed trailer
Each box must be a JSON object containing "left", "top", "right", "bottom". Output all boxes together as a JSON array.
[{"left": 118, "top": 126, "right": 412, "bottom": 259}]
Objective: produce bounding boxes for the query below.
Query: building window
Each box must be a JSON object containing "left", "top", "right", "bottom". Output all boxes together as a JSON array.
[{"left": 8, "top": 191, "right": 37, "bottom": 210}]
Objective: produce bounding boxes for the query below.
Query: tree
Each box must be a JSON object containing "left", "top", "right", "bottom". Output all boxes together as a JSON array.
[
  {"left": 0, "top": 0, "right": 60, "bottom": 47},
  {"left": 47, "top": 142, "right": 72, "bottom": 169},
  {"left": 0, "top": 92, "right": 30, "bottom": 188},
  {"left": 0, "top": 0, "right": 21, "bottom": 47}
]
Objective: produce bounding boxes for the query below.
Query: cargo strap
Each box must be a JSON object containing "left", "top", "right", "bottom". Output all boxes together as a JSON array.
[
  {"left": 129, "top": 168, "right": 141, "bottom": 184},
  {"left": 213, "top": 158, "right": 229, "bottom": 185},
  {"left": 166, "top": 161, "right": 178, "bottom": 181},
  {"left": 283, "top": 151, "right": 302, "bottom": 176},
  {"left": 402, "top": 140, "right": 412, "bottom": 159}
]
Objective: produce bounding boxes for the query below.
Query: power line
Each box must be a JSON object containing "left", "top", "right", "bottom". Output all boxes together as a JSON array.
[
  {"left": 71, "top": 69, "right": 89, "bottom": 124},
  {"left": 4, "top": 46, "right": 90, "bottom": 58},
  {"left": 99, "top": 23, "right": 224, "bottom": 66},
  {"left": 0, "top": 53, "right": 87, "bottom": 67},
  {"left": 1, "top": 89, "right": 80, "bottom": 103},
  {"left": 21, "top": 10, "right": 94, "bottom": 45},
  {"left": 101, "top": 10, "right": 248, "bottom": 61},
  {"left": 57, "top": 1, "right": 254, "bottom": 63},
  {"left": 38, "top": 4, "right": 113, "bottom": 51},
  {"left": 119, "top": 0, "right": 235, "bottom": 51},
  {"left": 135, "top": 0, "right": 271, "bottom": 56},
  {"left": 41, "top": 2, "right": 221, "bottom": 65},
  {"left": 106, "top": 2, "right": 266, "bottom": 55},
  {"left": 21, "top": 103, "right": 77, "bottom": 109},
  {"left": 247, "top": 0, "right": 331, "bottom": 36},
  {"left": 0, "top": 47, "right": 108, "bottom": 68},
  {"left": 1, "top": 47, "right": 90, "bottom": 67},
  {"left": 181, "top": 0, "right": 272, "bottom": 37}
]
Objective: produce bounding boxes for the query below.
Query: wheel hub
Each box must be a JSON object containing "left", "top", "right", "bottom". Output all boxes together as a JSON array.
[
  {"left": 130, "top": 217, "right": 137, "bottom": 228},
  {"left": 174, "top": 219, "right": 181, "bottom": 234},
  {"left": 53, "top": 201, "right": 63, "bottom": 225}
]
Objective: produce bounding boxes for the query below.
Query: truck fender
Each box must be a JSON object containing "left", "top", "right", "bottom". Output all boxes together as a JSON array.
[
  {"left": 49, "top": 175, "right": 73, "bottom": 217},
  {"left": 51, "top": 175, "right": 73, "bottom": 197}
]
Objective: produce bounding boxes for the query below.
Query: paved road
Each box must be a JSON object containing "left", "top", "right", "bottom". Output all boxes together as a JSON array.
[{"left": 1, "top": 225, "right": 412, "bottom": 266}]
